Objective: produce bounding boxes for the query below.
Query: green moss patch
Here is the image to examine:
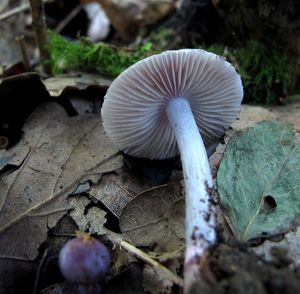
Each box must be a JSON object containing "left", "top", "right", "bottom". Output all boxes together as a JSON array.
[{"left": 48, "top": 31, "right": 157, "bottom": 77}]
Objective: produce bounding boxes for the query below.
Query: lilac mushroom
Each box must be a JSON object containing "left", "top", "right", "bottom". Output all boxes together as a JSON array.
[{"left": 101, "top": 49, "right": 243, "bottom": 291}]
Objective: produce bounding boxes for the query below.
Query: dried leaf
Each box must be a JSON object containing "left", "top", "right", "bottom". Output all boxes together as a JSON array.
[
  {"left": 69, "top": 196, "right": 107, "bottom": 235},
  {"left": 0, "top": 257, "right": 37, "bottom": 294},
  {"left": 120, "top": 182, "right": 184, "bottom": 252},
  {"left": 0, "top": 102, "right": 122, "bottom": 260},
  {"left": 43, "top": 73, "right": 112, "bottom": 96},
  {"left": 90, "top": 171, "right": 152, "bottom": 218},
  {"left": 0, "top": 144, "right": 30, "bottom": 171},
  {"left": 253, "top": 226, "right": 300, "bottom": 267},
  {"left": 102, "top": 263, "right": 146, "bottom": 294},
  {"left": 143, "top": 264, "right": 174, "bottom": 294},
  {"left": 41, "top": 282, "right": 83, "bottom": 294},
  {"left": 232, "top": 104, "right": 300, "bottom": 131}
]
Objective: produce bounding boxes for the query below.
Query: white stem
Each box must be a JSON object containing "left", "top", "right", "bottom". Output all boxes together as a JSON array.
[{"left": 166, "top": 98, "right": 216, "bottom": 292}]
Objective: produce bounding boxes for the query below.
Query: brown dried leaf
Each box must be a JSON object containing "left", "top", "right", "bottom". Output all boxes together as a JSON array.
[
  {"left": 120, "top": 182, "right": 184, "bottom": 252},
  {"left": 253, "top": 226, "right": 300, "bottom": 268},
  {"left": 102, "top": 263, "right": 146, "bottom": 294},
  {"left": 0, "top": 256, "right": 37, "bottom": 294},
  {"left": 89, "top": 170, "right": 152, "bottom": 217},
  {"left": 0, "top": 144, "right": 30, "bottom": 172},
  {"left": 0, "top": 102, "right": 122, "bottom": 260},
  {"left": 69, "top": 196, "right": 107, "bottom": 235},
  {"left": 233, "top": 103, "right": 300, "bottom": 131},
  {"left": 43, "top": 73, "right": 112, "bottom": 96},
  {"left": 143, "top": 264, "right": 174, "bottom": 294}
]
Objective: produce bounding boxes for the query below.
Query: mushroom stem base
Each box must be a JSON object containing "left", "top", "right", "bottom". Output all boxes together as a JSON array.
[{"left": 166, "top": 97, "right": 217, "bottom": 292}]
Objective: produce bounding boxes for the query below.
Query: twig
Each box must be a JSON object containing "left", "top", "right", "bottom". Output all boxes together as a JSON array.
[
  {"left": 55, "top": 4, "right": 82, "bottom": 33},
  {"left": 15, "top": 34, "right": 31, "bottom": 71},
  {"left": 0, "top": 0, "right": 53, "bottom": 21},
  {"left": 0, "top": 255, "right": 31, "bottom": 261},
  {"left": 32, "top": 249, "right": 58, "bottom": 294},
  {"left": 29, "top": 0, "right": 51, "bottom": 74},
  {"left": 108, "top": 232, "right": 183, "bottom": 287}
]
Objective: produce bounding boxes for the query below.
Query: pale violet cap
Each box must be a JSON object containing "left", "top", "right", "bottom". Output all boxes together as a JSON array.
[{"left": 101, "top": 49, "right": 243, "bottom": 159}]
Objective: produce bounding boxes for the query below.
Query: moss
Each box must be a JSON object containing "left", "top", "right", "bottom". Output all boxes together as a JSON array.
[
  {"left": 47, "top": 31, "right": 158, "bottom": 77},
  {"left": 234, "top": 41, "right": 296, "bottom": 104},
  {"left": 147, "top": 27, "right": 175, "bottom": 50},
  {"left": 48, "top": 31, "right": 296, "bottom": 105},
  {"left": 203, "top": 41, "right": 296, "bottom": 104}
]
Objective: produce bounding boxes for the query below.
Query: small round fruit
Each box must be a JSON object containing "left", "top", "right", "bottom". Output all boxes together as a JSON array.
[{"left": 59, "top": 231, "right": 111, "bottom": 285}]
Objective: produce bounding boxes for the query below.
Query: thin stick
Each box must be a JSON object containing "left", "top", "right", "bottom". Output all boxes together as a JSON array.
[
  {"left": 54, "top": 5, "right": 82, "bottom": 33},
  {"left": 29, "top": 0, "right": 51, "bottom": 74},
  {"left": 0, "top": 255, "right": 31, "bottom": 261},
  {"left": 109, "top": 232, "right": 183, "bottom": 287},
  {"left": 15, "top": 35, "right": 31, "bottom": 71},
  {"left": 0, "top": 0, "right": 53, "bottom": 21}
]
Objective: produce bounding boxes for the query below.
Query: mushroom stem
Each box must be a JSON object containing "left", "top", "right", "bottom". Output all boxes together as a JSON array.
[{"left": 166, "top": 97, "right": 216, "bottom": 292}]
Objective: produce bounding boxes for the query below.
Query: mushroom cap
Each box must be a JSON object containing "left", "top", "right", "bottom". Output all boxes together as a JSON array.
[{"left": 101, "top": 49, "right": 243, "bottom": 159}]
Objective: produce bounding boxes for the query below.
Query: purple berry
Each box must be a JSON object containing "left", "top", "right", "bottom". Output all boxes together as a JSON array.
[{"left": 59, "top": 231, "right": 111, "bottom": 285}]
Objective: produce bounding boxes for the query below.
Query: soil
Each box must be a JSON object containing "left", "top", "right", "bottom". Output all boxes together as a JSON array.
[{"left": 191, "top": 242, "right": 300, "bottom": 294}]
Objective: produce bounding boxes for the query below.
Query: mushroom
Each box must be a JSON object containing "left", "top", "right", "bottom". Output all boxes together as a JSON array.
[{"left": 101, "top": 49, "right": 243, "bottom": 292}]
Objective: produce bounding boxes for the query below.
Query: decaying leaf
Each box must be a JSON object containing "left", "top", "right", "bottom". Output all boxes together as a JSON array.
[
  {"left": 232, "top": 103, "right": 300, "bottom": 131},
  {"left": 0, "top": 144, "right": 30, "bottom": 171},
  {"left": 253, "top": 225, "right": 300, "bottom": 268},
  {"left": 217, "top": 121, "right": 300, "bottom": 241},
  {"left": 69, "top": 196, "right": 107, "bottom": 235},
  {"left": 41, "top": 282, "right": 80, "bottom": 294},
  {"left": 102, "top": 263, "right": 146, "bottom": 294},
  {"left": 0, "top": 102, "right": 122, "bottom": 260},
  {"left": 120, "top": 182, "right": 184, "bottom": 252},
  {"left": 89, "top": 170, "right": 153, "bottom": 218},
  {"left": 43, "top": 73, "right": 112, "bottom": 97},
  {"left": 143, "top": 264, "right": 174, "bottom": 294},
  {"left": 0, "top": 257, "right": 37, "bottom": 294}
]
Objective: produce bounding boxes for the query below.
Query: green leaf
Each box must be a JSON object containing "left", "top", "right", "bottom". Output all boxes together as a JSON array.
[{"left": 217, "top": 121, "right": 300, "bottom": 241}]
